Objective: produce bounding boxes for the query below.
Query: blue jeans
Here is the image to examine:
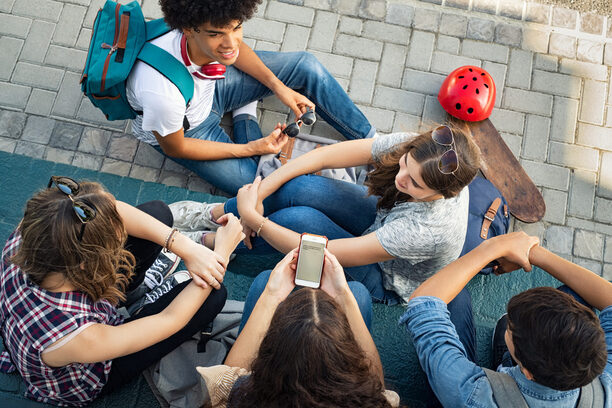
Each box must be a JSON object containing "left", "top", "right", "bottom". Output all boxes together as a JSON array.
[
  {"left": 225, "top": 175, "right": 476, "bottom": 360},
  {"left": 161, "top": 51, "right": 375, "bottom": 195},
  {"left": 239, "top": 269, "right": 373, "bottom": 334}
]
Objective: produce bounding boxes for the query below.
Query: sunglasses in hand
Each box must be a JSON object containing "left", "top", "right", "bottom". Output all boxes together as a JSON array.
[{"left": 282, "top": 108, "right": 316, "bottom": 137}]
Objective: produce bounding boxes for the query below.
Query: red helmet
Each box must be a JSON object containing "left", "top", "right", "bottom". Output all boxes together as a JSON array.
[{"left": 438, "top": 66, "right": 496, "bottom": 122}]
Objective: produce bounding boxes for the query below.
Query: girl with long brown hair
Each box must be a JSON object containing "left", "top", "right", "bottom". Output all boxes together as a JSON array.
[
  {"left": 0, "top": 177, "right": 243, "bottom": 406},
  {"left": 198, "top": 249, "right": 398, "bottom": 407},
  {"left": 191, "top": 126, "right": 481, "bottom": 360}
]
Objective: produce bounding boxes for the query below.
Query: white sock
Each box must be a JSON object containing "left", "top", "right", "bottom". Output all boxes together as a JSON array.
[{"left": 232, "top": 100, "right": 258, "bottom": 118}]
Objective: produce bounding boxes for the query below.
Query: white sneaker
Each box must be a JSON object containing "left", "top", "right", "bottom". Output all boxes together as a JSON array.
[
  {"left": 169, "top": 201, "right": 221, "bottom": 232},
  {"left": 127, "top": 270, "right": 192, "bottom": 316},
  {"left": 143, "top": 251, "right": 181, "bottom": 290}
]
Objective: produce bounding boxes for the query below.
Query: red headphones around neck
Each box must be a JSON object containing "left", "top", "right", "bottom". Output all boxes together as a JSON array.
[{"left": 180, "top": 35, "right": 226, "bottom": 80}]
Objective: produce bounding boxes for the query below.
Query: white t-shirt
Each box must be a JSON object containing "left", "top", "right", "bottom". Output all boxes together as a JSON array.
[{"left": 126, "top": 30, "right": 216, "bottom": 145}]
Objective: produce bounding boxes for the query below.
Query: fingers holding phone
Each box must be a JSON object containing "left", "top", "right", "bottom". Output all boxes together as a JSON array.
[
  {"left": 294, "top": 233, "right": 328, "bottom": 289},
  {"left": 265, "top": 249, "right": 299, "bottom": 302},
  {"left": 320, "top": 249, "right": 350, "bottom": 300}
]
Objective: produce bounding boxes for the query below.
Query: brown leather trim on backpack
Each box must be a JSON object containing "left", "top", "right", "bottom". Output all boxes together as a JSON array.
[
  {"left": 278, "top": 137, "right": 296, "bottom": 165},
  {"left": 92, "top": 94, "right": 120, "bottom": 100},
  {"left": 481, "top": 197, "right": 502, "bottom": 239}
]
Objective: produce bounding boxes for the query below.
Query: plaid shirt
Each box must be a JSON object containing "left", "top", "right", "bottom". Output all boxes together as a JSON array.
[{"left": 0, "top": 230, "right": 124, "bottom": 406}]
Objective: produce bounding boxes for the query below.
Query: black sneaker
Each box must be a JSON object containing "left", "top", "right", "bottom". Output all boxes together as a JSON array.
[
  {"left": 492, "top": 313, "right": 515, "bottom": 369},
  {"left": 126, "top": 270, "right": 191, "bottom": 316},
  {"left": 143, "top": 251, "right": 181, "bottom": 290}
]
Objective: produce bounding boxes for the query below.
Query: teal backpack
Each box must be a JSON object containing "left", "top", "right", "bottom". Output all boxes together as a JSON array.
[{"left": 80, "top": 0, "right": 193, "bottom": 121}]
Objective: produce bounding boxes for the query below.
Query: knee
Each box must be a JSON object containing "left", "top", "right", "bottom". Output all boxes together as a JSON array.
[
  {"left": 137, "top": 200, "right": 173, "bottom": 226},
  {"left": 296, "top": 52, "right": 326, "bottom": 78},
  {"left": 249, "top": 270, "right": 272, "bottom": 296},
  {"left": 347, "top": 281, "right": 372, "bottom": 309},
  {"left": 203, "top": 284, "right": 228, "bottom": 316}
]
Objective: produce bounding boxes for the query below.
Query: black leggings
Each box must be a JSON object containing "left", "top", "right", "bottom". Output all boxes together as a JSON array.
[{"left": 100, "top": 201, "right": 228, "bottom": 395}]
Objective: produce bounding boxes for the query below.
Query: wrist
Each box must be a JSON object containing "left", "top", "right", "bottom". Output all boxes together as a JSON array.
[{"left": 261, "top": 287, "right": 285, "bottom": 307}]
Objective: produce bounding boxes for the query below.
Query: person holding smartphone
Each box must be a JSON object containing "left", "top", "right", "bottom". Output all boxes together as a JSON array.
[
  {"left": 198, "top": 125, "right": 482, "bottom": 361},
  {"left": 197, "top": 249, "right": 399, "bottom": 408}
]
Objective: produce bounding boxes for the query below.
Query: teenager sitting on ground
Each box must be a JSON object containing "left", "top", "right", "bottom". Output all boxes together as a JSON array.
[
  {"left": 182, "top": 125, "right": 482, "bottom": 360},
  {"left": 402, "top": 231, "right": 611, "bottom": 407},
  {"left": 127, "top": 0, "right": 375, "bottom": 195},
  {"left": 198, "top": 249, "right": 399, "bottom": 408},
  {"left": 0, "top": 177, "right": 243, "bottom": 406}
]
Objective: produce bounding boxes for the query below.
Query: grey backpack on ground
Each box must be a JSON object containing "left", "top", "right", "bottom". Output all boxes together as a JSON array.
[
  {"left": 256, "top": 132, "right": 369, "bottom": 184},
  {"left": 142, "top": 300, "right": 244, "bottom": 408},
  {"left": 483, "top": 368, "right": 605, "bottom": 408}
]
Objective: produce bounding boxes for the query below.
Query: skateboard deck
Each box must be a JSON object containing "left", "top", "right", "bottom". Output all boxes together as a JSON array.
[{"left": 452, "top": 117, "right": 546, "bottom": 223}]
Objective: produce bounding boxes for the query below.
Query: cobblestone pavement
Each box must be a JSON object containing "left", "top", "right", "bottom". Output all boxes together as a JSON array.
[{"left": 1, "top": 0, "right": 611, "bottom": 278}]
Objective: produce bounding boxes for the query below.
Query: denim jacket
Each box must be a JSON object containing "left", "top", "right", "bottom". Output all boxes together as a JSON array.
[{"left": 400, "top": 297, "right": 612, "bottom": 408}]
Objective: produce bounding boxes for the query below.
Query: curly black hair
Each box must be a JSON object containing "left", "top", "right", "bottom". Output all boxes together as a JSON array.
[{"left": 159, "top": 0, "right": 263, "bottom": 31}]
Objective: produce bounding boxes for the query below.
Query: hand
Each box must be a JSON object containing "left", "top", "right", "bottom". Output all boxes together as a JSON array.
[
  {"left": 241, "top": 200, "right": 264, "bottom": 250},
  {"left": 182, "top": 242, "right": 227, "bottom": 290},
  {"left": 264, "top": 249, "right": 298, "bottom": 302},
  {"left": 236, "top": 177, "right": 263, "bottom": 226},
  {"left": 246, "top": 123, "right": 289, "bottom": 156},
  {"left": 214, "top": 213, "right": 245, "bottom": 258},
  {"left": 491, "top": 231, "right": 540, "bottom": 275},
  {"left": 274, "top": 85, "right": 315, "bottom": 119},
  {"left": 320, "top": 249, "right": 350, "bottom": 299}
]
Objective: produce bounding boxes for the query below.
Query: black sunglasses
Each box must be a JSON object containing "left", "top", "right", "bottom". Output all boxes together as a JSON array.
[
  {"left": 282, "top": 108, "right": 316, "bottom": 137},
  {"left": 48, "top": 176, "right": 97, "bottom": 241},
  {"left": 431, "top": 126, "right": 459, "bottom": 175}
]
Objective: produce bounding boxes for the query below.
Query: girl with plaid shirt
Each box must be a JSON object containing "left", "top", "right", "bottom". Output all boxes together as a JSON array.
[{"left": 0, "top": 178, "right": 244, "bottom": 406}]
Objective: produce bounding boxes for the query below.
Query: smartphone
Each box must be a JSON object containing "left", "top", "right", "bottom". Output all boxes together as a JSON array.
[{"left": 294, "top": 233, "right": 328, "bottom": 288}]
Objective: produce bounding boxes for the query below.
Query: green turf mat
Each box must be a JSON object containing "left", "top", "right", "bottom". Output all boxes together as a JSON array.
[{"left": 0, "top": 151, "right": 565, "bottom": 407}]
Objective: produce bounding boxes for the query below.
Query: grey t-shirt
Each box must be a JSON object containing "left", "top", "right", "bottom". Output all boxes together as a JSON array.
[{"left": 364, "top": 133, "right": 469, "bottom": 303}]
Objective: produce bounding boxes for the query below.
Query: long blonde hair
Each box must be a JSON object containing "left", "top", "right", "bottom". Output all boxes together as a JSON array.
[
  {"left": 366, "top": 125, "right": 480, "bottom": 210},
  {"left": 12, "top": 181, "right": 135, "bottom": 305}
]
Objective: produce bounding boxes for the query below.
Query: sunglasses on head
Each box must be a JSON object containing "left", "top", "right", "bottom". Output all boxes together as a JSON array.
[
  {"left": 282, "top": 108, "right": 316, "bottom": 137},
  {"left": 431, "top": 125, "right": 459, "bottom": 175},
  {"left": 47, "top": 176, "right": 97, "bottom": 241}
]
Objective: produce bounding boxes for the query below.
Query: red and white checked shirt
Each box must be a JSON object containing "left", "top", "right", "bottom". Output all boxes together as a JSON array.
[{"left": 0, "top": 230, "right": 124, "bottom": 406}]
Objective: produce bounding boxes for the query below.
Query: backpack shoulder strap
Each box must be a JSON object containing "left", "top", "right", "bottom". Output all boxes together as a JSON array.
[
  {"left": 483, "top": 368, "right": 529, "bottom": 408},
  {"left": 145, "top": 18, "right": 171, "bottom": 41},
  {"left": 137, "top": 42, "right": 194, "bottom": 106},
  {"left": 577, "top": 376, "right": 605, "bottom": 408}
]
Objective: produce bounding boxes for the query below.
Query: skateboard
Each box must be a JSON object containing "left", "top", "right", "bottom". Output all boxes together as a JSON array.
[{"left": 452, "top": 117, "right": 546, "bottom": 223}]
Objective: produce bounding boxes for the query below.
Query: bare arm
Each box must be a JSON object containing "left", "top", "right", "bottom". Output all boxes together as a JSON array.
[
  {"left": 410, "top": 232, "right": 540, "bottom": 303},
  {"left": 236, "top": 178, "right": 394, "bottom": 267},
  {"left": 321, "top": 250, "right": 384, "bottom": 382},
  {"left": 224, "top": 251, "right": 297, "bottom": 368},
  {"left": 529, "top": 246, "right": 612, "bottom": 311},
  {"left": 154, "top": 124, "right": 288, "bottom": 161},
  {"left": 258, "top": 138, "right": 375, "bottom": 200}
]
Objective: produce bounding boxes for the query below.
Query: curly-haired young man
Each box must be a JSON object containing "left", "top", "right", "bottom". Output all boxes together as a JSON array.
[
  {"left": 126, "top": 0, "right": 374, "bottom": 195},
  {"left": 402, "top": 231, "right": 611, "bottom": 407}
]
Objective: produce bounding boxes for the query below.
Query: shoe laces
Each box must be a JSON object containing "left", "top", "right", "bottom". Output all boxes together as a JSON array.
[
  {"left": 145, "top": 279, "right": 174, "bottom": 304},
  {"left": 144, "top": 257, "right": 170, "bottom": 289}
]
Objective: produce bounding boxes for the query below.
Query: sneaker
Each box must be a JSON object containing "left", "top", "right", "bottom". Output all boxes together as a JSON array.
[
  {"left": 169, "top": 201, "right": 221, "bottom": 232},
  {"left": 492, "top": 313, "right": 515, "bottom": 368},
  {"left": 143, "top": 251, "right": 181, "bottom": 290},
  {"left": 126, "top": 270, "right": 192, "bottom": 316}
]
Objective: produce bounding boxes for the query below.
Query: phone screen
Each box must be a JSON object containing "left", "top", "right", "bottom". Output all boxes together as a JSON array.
[{"left": 296, "top": 240, "right": 326, "bottom": 283}]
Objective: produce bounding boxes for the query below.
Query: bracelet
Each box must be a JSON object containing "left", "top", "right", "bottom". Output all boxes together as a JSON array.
[
  {"left": 163, "top": 228, "right": 178, "bottom": 253},
  {"left": 256, "top": 217, "right": 268, "bottom": 237}
]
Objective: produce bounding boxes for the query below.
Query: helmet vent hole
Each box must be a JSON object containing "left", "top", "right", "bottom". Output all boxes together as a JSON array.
[
  {"left": 456, "top": 103, "right": 461, "bottom": 110},
  {"left": 468, "top": 68, "right": 473, "bottom": 72},
  {"left": 472, "top": 77, "right": 477, "bottom": 81},
  {"left": 475, "top": 88, "right": 479, "bottom": 94},
  {"left": 462, "top": 85, "right": 468, "bottom": 90},
  {"left": 458, "top": 75, "right": 464, "bottom": 79},
  {"left": 467, "top": 108, "right": 474, "bottom": 114},
  {"left": 484, "top": 84, "right": 489, "bottom": 88},
  {"left": 481, "top": 73, "right": 485, "bottom": 76}
]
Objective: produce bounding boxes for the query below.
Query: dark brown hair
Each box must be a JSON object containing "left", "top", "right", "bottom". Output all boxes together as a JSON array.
[
  {"left": 366, "top": 125, "right": 480, "bottom": 210},
  {"left": 12, "top": 181, "right": 135, "bottom": 305},
  {"left": 232, "top": 288, "right": 392, "bottom": 408},
  {"left": 507, "top": 287, "right": 607, "bottom": 391}
]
